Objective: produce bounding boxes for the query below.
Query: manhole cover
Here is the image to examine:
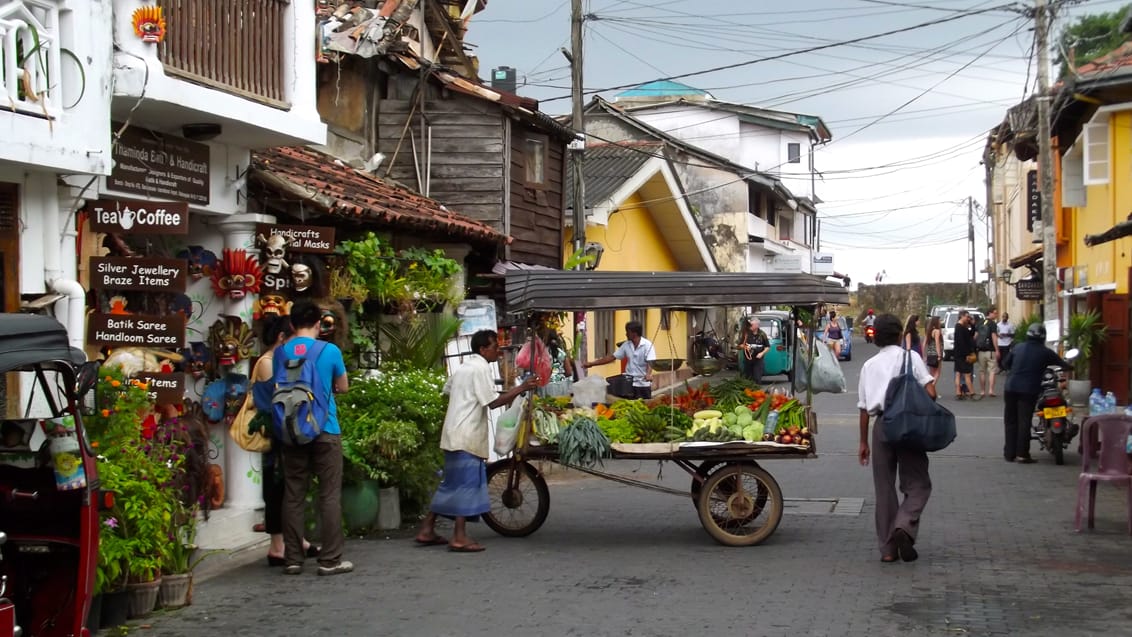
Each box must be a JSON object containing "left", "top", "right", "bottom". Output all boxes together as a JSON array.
[{"left": 783, "top": 497, "right": 864, "bottom": 516}]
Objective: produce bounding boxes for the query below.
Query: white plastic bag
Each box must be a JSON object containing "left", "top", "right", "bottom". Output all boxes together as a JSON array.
[
  {"left": 493, "top": 396, "right": 526, "bottom": 456},
  {"left": 794, "top": 343, "right": 847, "bottom": 394}
]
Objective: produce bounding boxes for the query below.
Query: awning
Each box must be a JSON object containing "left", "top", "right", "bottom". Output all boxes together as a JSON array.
[
  {"left": 1008, "top": 246, "right": 1043, "bottom": 269},
  {"left": 505, "top": 271, "right": 849, "bottom": 312}
]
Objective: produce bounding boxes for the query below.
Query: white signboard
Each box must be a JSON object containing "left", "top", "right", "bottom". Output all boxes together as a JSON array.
[
  {"left": 812, "top": 252, "right": 835, "bottom": 276},
  {"left": 770, "top": 254, "right": 803, "bottom": 273}
]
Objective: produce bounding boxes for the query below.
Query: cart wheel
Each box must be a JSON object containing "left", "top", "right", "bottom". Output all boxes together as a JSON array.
[
  {"left": 483, "top": 460, "right": 550, "bottom": 537},
  {"left": 690, "top": 460, "right": 722, "bottom": 507},
  {"left": 697, "top": 464, "right": 783, "bottom": 546},
  {"left": 691, "top": 461, "right": 769, "bottom": 526}
]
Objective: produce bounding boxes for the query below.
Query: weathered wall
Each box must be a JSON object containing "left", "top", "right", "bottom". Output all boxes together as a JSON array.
[{"left": 854, "top": 283, "right": 991, "bottom": 324}]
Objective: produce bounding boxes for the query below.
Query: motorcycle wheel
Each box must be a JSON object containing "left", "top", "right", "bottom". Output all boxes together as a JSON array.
[{"left": 1051, "top": 436, "right": 1064, "bottom": 465}]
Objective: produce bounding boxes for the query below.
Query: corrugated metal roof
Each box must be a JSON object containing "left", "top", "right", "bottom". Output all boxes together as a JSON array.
[
  {"left": 616, "top": 80, "right": 712, "bottom": 98},
  {"left": 565, "top": 143, "right": 658, "bottom": 209},
  {"left": 505, "top": 271, "right": 849, "bottom": 312}
]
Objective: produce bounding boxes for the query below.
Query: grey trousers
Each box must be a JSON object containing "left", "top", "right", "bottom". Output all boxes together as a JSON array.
[
  {"left": 281, "top": 432, "right": 344, "bottom": 567},
  {"left": 871, "top": 420, "right": 932, "bottom": 554}
]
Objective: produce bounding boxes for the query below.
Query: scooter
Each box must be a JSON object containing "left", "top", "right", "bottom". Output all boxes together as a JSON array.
[
  {"left": 1032, "top": 358, "right": 1078, "bottom": 465},
  {"left": 864, "top": 325, "right": 876, "bottom": 344}
]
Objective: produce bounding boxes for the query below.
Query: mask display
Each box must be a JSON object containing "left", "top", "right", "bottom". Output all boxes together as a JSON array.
[
  {"left": 208, "top": 315, "right": 256, "bottom": 367},
  {"left": 291, "top": 263, "right": 313, "bottom": 292},
  {"left": 254, "top": 294, "right": 291, "bottom": 320},
  {"left": 182, "top": 342, "right": 213, "bottom": 380},
  {"left": 256, "top": 233, "right": 292, "bottom": 275},
  {"left": 132, "top": 6, "right": 167, "bottom": 43},
  {"left": 318, "top": 309, "right": 337, "bottom": 341},
  {"left": 177, "top": 245, "right": 218, "bottom": 281},
  {"left": 211, "top": 249, "right": 264, "bottom": 300}
]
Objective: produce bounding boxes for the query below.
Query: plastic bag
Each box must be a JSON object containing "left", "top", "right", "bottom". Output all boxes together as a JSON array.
[
  {"left": 494, "top": 396, "right": 527, "bottom": 456},
  {"left": 515, "top": 338, "right": 552, "bottom": 387},
  {"left": 794, "top": 343, "right": 847, "bottom": 394},
  {"left": 882, "top": 352, "right": 956, "bottom": 452}
]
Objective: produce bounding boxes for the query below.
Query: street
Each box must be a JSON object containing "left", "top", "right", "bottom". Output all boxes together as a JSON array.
[{"left": 147, "top": 338, "right": 1132, "bottom": 637}]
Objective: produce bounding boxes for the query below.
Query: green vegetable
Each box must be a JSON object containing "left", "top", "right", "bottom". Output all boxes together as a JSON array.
[
  {"left": 596, "top": 417, "right": 636, "bottom": 443},
  {"left": 708, "top": 378, "right": 761, "bottom": 411},
  {"left": 558, "top": 415, "right": 612, "bottom": 467}
]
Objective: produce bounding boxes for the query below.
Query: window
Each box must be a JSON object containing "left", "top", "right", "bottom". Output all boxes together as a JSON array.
[
  {"left": 1083, "top": 119, "right": 1109, "bottom": 185},
  {"left": 766, "top": 207, "right": 777, "bottom": 228},
  {"left": 1062, "top": 143, "right": 1086, "bottom": 207},
  {"left": 787, "top": 142, "right": 801, "bottom": 164},
  {"left": 779, "top": 215, "right": 794, "bottom": 241},
  {"left": 747, "top": 183, "right": 761, "bottom": 216},
  {"left": 525, "top": 135, "right": 547, "bottom": 185},
  {"left": 594, "top": 311, "right": 615, "bottom": 357}
]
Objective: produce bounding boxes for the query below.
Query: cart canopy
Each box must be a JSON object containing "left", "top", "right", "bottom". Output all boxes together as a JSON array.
[
  {"left": 0, "top": 314, "right": 85, "bottom": 373},
  {"left": 505, "top": 271, "right": 850, "bottom": 312}
]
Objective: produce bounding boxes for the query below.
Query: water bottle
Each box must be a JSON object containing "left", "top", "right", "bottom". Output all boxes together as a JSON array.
[
  {"left": 1090, "top": 388, "right": 1104, "bottom": 416},
  {"left": 1105, "top": 391, "right": 1117, "bottom": 414},
  {"left": 766, "top": 410, "right": 779, "bottom": 434}
]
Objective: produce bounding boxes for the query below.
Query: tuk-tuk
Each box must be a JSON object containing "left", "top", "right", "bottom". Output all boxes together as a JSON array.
[
  {"left": 748, "top": 310, "right": 796, "bottom": 382},
  {"left": 0, "top": 314, "right": 100, "bottom": 637}
]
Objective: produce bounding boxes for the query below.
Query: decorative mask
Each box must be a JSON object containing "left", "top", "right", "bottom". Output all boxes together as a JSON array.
[
  {"left": 211, "top": 249, "right": 264, "bottom": 300},
  {"left": 256, "top": 233, "right": 292, "bottom": 275},
  {"left": 169, "top": 294, "right": 195, "bottom": 320},
  {"left": 208, "top": 315, "right": 256, "bottom": 367},
  {"left": 182, "top": 342, "right": 213, "bottom": 379},
  {"left": 132, "top": 6, "right": 167, "bottom": 44},
  {"left": 108, "top": 295, "right": 130, "bottom": 315},
  {"left": 291, "top": 263, "right": 313, "bottom": 292},
  {"left": 254, "top": 294, "right": 291, "bottom": 320},
  {"left": 318, "top": 309, "right": 337, "bottom": 341},
  {"left": 177, "top": 245, "right": 219, "bottom": 281}
]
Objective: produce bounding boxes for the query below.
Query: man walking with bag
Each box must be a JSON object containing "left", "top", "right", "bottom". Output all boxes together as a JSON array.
[
  {"left": 275, "top": 301, "right": 351, "bottom": 576},
  {"left": 858, "top": 314, "right": 938, "bottom": 563}
]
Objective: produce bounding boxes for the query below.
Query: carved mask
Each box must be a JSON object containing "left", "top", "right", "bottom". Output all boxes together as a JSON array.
[
  {"left": 177, "top": 245, "right": 218, "bottom": 281},
  {"left": 318, "top": 310, "right": 337, "bottom": 341},
  {"left": 257, "top": 233, "right": 291, "bottom": 275},
  {"left": 132, "top": 6, "right": 167, "bottom": 44},
  {"left": 254, "top": 294, "right": 291, "bottom": 320},
  {"left": 182, "top": 342, "right": 212, "bottom": 380},
  {"left": 211, "top": 249, "right": 264, "bottom": 300},
  {"left": 208, "top": 316, "right": 256, "bottom": 367},
  {"left": 291, "top": 263, "right": 313, "bottom": 292}
]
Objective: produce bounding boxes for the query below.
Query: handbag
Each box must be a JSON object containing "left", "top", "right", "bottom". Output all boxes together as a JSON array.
[
  {"left": 926, "top": 353, "right": 940, "bottom": 367},
  {"left": 965, "top": 352, "right": 977, "bottom": 364},
  {"left": 882, "top": 351, "right": 956, "bottom": 452},
  {"left": 229, "top": 391, "right": 273, "bottom": 453}
]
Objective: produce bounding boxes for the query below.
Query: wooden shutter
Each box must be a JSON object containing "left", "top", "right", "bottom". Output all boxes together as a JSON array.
[
  {"left": 1101, "top": 292, "right": 1130, "bottom": 404},
  {"left": 0, "top": 182, "right": 18, "bottom": 313}
]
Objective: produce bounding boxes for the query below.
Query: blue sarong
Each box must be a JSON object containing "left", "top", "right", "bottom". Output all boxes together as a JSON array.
[{"left": 430, "top": 450, "right": 490, "bottom": 522}]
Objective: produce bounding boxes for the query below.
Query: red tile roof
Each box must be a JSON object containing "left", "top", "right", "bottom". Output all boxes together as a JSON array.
[
  {"left": 1075, "top": 41, "right": 1132, "bottom": 76},
  {"left": 251, "top": 146, "right": 505, "bottom": 244}
]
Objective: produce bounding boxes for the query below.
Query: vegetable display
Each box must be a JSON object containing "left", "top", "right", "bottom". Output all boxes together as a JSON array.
[{"left": 557, "top": 415, "right": 612, "bottom": 467}]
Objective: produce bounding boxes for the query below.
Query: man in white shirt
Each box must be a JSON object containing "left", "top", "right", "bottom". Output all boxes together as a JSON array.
[
  {"left": 996, "top": 313, "right": 1015, "bottom": 372},
  {"left": 583, "top": 320, "right": 657, "bottom": 399},
  {"left": 415, "top": 330, "right": 539, "bottom": 553},
  {"left": 858, "top": 314, "right": 937, "bottom": 564}
]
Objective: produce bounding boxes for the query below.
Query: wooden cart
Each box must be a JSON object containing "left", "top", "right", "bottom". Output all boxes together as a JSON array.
[{"left": 482, "top": 270, "right": 848, "bottom": 547}]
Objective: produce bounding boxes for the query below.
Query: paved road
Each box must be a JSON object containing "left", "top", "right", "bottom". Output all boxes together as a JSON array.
[{"left": 148, "top": 338, "right": 1132, "bottom": 637}]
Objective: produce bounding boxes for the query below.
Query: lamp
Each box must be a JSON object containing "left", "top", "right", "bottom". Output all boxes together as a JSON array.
[
  {"left": 182, "top": 123, "right": 222, "bottom": 141},
  {"left": 999, "top": 268, "right": 1013, "bottom": 285},
  {"left": 582, "top": 241, "right": 604, "bottom": 271}
]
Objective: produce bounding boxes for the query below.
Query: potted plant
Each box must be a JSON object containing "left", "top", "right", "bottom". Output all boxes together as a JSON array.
[
  {"left": 339, "top": 231, "right": 397, "bottom": 310},
  {"left": 1064, "top": 310, "right": 1108, "bottom": 405},
  {"left": 396, "top": 247, "right": 464, "bottom": 312},
  {"left": 158, "top": 507, "right": 217, "bottom": 609}
]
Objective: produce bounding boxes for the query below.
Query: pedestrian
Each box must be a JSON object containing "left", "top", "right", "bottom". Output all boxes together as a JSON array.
[
  {"left": 952, "top": 310, "right": 976, "bottom": 400},
  {"left": 823, "top": 310, "right": 845, "bottom": 358},
  {"left": 924, "top": 315, "right": 943, "bottom": 384},
  {"left": 857, "top": 313, "right": 937, "bottom": 563},
  {"left": 996, "top": 312, "right": 1015, "bottom": 371},
  {"left": 737, "top": 316, "right": 771, "bottom": 384},
  {"left": 975, "top": 308, "right": 1000, "bottom": 398},
  {"left": 415, "top": 330, "right": 540, "bottom": 552},
  {"left": 276, "top": 300, "right": 352, "bottom": 576},
  {"left": 252, "top": 315, "right": 318, "bottom": 567},
  {"left": 902, "top": 314, "right": 922, "bottom": 356},
  {"left": 545, "top": 332, "right": 574, "bottom": 383},
  {"left": 583, "top": 320, "right": 656, "bottom": 399},
  {"left": 1001, "top": 323, "right": 1073, "bottom": 463}
]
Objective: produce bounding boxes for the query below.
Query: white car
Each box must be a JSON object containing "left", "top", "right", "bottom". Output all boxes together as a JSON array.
[{"left": 942, "top": 309, "right": 985, "bottom": 361}]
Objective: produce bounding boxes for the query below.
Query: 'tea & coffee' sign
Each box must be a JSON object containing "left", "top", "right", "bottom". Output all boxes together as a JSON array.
[{"left": 88, "top": 199, "right": 189, "bottom": 235}]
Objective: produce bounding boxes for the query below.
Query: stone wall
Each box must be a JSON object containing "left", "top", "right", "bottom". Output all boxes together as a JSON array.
[{"left": 851, "top": 283, "right": 991, "bottom": 324}]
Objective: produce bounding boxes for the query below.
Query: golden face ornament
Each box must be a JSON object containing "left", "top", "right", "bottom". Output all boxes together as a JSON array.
[{"left": 132, "top": 6, "right": 167, "bottom": 44}]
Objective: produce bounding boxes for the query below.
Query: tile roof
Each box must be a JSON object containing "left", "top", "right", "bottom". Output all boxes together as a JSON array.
[
  {"left": 565, "top": 142, "right": 659, "bottom": 209},
  {"left": 251, "top": 146, "right": 505, "bottom": 244},
  {"left": 1074, "top": 41, "right": 1132, "bottom": 76}
]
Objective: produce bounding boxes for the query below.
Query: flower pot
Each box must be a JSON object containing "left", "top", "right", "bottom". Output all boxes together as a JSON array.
[
  {"left": 158, "top": 573, "right": 193, "bottom": 609},
  {"left": 341, "top": 478, "right": 380, "bottom": 533},
  {"left": 86, "top": 593, "right": 102, "bottom": 635},
  {"left": 1068, "top": 379, "right": 1091, "bottom": 407},
  {"left": 377, "top": 486, "right": 401, "bottom": 530},
  {"left": 99, "top": 589, "right": 130, "bottom": 628},
  {"left": 126, "top": 579, "right": 161, "bottom": 618}
]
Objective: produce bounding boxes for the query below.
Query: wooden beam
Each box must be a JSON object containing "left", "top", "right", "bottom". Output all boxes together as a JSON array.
[
  {"left": 1084, "top": 218, "right": 1132, "bottom": 246},
  {"left": 425, "top": 0, "right": 475, "bottom": 78}
]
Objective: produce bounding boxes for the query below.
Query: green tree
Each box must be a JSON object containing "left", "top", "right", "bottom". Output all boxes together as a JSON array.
[{"left": 1056, "top": 4, "right": 1131, "bottom": 78}]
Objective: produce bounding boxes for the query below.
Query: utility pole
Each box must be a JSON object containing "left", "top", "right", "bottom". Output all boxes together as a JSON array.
[
  {"left": 1035, "top": 0, "right": 1059, "bottom": 327},
  {"left": 968, "top": 195, "right": 976, "bottom": 301},
  {"left": 569, "top": 0, "right": 588, "bottom": 366}
]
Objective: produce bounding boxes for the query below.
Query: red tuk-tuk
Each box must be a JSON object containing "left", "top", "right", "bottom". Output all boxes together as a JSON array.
[{"left": 0, "top": 314, "right": 100, "bottom": 637}]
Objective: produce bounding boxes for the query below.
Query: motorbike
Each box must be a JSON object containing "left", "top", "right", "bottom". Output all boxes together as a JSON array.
[
  {"left": 864, "top": 325, "right": 876, "bottom": 344},
  {"left": 0, "top": 314, "right": 102, "bottom": 637},
  {"left": 1031, "top": 351, "right": 1079, "bottom": 465}
]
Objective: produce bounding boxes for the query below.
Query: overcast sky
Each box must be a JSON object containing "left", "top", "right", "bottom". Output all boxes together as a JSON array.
[{"left": 463, "top": 0, "right": 1126, "bottom": 287}]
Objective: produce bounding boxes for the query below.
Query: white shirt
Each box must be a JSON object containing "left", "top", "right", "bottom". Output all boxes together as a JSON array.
[
  {"left": 615, "top": 337, "right": 657, "bottom": 387},
  {"left": 440, "top": 354, "right": 498, "bottom": 458},
  {"left": 857, "top": 345, "right": 934, "bottom": 415},
  {"left": 997, "top": 320, "right": 1014, "bottom": 347}
]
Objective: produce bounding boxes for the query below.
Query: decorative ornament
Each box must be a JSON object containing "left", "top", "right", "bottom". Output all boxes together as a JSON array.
[
  {"left": 177, "top": 245, "right": 219, "bottom": 281},
  {"left": 181, "top": 342, "right": 213, "bottom": 380},
  {"left": 254, "top": 294, "right": 291, "bottom": 320},
  {"left": 132, "top": 6, "right": 167, "bottom": 44},
  {"left": 256, "top": 233, "right": 292, "bottom": 275},
  {"left": 103, "top": 347, "right": 183, "bottom": 378},
  {"left": 208, "top": 315, "right": 256, "bottom": 367},
  {"left": 211, "top": 249, "right": 264, "bottom": 300},
  {"left": 318, "top": 308, "right": 337, "bottom": 341},
  {"left": 108, "top": 295, "right": 130, "bottom": 315},
  {"left": 291, "top": 262, "right": 313, "bottom": 292}
]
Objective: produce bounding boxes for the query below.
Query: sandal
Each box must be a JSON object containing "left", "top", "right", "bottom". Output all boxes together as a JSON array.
[
  {"left": 413, "top": 536, "right": 449, "bottom": 547},
  {"left": 448, "top": 543, "right": 486, "bottom": 553}
]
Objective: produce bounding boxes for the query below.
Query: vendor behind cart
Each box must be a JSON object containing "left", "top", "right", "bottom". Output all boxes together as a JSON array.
[{"left": 583, "top": 320, "right": 656, "bottom": 399}]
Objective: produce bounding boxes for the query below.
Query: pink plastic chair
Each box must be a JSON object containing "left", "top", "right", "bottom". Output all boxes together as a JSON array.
[{"left": 1075, "top": 414, "right": 1132, "bottom": 533}]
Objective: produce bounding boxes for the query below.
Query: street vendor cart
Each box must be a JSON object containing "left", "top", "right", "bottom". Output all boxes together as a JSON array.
[{"left": 484, "top": 270, "right": 849, "bottom": 547}]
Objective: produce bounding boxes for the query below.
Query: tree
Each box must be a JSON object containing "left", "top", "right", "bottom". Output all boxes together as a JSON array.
[{"left": 1056, "top": 4, "right": 1131, "bottom": 79}]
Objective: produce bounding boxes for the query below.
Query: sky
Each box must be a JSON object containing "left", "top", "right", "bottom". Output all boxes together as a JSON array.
[{"left": 461, "top": 0, "right": 1128, "bottom": 288}]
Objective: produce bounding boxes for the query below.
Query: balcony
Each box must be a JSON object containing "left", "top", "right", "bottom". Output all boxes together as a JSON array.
[
  {"left": 1, "top": 0, "right": 65, "bottom": 119},
  {"left": 157, "top": 0, "right": 288, "bottom": 108}
]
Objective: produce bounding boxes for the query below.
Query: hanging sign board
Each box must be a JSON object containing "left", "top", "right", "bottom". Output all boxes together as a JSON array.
[
  {"left": 87, "top": 199, "right": 189, "bottom": 235},
  {"left": 1026, "top": 169, "right": 1040, "bottom": 233},
  {"left": 108, "top": 124, "right": 211, "bottom": 204},
  {"left": 87, "top": 313, "right": 185, "bottom": 348},
  {"left": 90, "top": 256, "right": 188, "bottom": 292},
  {"left": 1015, "top": 278, "right": 1043, "bottom": 301},
  {"left": 255, "top": 224, "right": 336, "bottom": 254},
  {"left": 132, "top": 372, "right": 186, "bottom": 404}
]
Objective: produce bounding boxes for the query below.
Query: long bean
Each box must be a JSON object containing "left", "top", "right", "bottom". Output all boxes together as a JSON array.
[{"left": 558, "top": 415, "right": 612, "bottom": 468}]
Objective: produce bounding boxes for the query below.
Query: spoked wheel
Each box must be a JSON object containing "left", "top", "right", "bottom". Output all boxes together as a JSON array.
[
  {"left": 691, "top": 461, "right": 769, "bottom": 526},
  {"left": 697, "top": 464, "right": 783, "bottom": 546},
  {"left": 483, "top": 459, "right": 550, "bottom": 537}
]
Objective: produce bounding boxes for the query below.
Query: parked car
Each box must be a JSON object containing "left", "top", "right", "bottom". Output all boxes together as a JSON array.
[
  {"left": 817, "top": 314, "right": 852, "bottom": 361},
  {"left": 942, "top": 308, "right": 984, "bottom": 361}
]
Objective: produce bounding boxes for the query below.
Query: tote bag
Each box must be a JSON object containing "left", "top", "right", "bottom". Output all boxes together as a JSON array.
[
  {"left": 882, "top": 351, "right": 956, "bottom": 452},
  {"left": 229, "top": 392, "right": 273, "bottom": 453}
]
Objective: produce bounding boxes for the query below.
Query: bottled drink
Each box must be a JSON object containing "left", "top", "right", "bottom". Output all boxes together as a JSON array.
[
  {"left": 1105, "top": 391, "right": 1117, "bottom": 414},
  {"left": 1090, "top": 388, "right": 1104, "bottom": 416},
  {"left": 766, "top": 410, "right": 779, "bottom": 433}
]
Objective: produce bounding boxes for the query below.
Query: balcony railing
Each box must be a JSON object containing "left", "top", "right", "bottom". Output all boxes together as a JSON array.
[
  {"left": 157, "top": 0, "right": 289, "bottom": 108},
  {"left": 1, "top": 0, "right": 64, "bottom": 118}
]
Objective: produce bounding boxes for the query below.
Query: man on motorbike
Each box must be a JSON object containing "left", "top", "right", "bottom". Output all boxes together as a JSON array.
[
  {"left": 863, "top": 310, "right": 877, "bottom": 343},
  {"left": 1001, "top": 323, "right": 1073, "bottom": 463}
]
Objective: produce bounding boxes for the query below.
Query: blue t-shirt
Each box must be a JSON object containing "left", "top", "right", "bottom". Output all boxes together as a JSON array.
[{"left": 277, "top": 337, "right": 346, "bottom": 435}]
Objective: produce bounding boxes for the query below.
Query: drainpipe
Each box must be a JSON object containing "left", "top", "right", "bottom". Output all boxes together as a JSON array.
[{"left": 43, "top": 193, "right": 86, "bottom": 349}]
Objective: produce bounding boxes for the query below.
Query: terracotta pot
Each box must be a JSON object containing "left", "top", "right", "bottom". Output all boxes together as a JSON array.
[
  {"left": 126, "top": 579, "right": 161, "bottom": 618},
  {"left": 158, "top": 573, "right": 193, "bottom": 609}
]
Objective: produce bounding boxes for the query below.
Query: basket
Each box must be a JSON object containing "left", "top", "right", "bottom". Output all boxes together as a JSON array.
[{"left": 607, "top": 374, "right": 635, "bottom": 398}]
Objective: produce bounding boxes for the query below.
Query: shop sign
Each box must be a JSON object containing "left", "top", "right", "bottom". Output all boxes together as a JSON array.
[
  {"left": 1026, "top": 169, "right": 1040, "bottom": 233},
  {"left": 255, "top": 223, "right": 336, "bottom": 253},
  {"left": 108, "top": 124, "right": 211, "bottom": 204},
  {"left": 87, "top": 313, "right": 185, "bottom": 349},
  {"left": 90, "top": 256, "right": 188, "bottom": 292},
  {"left": 88, "top": 199, "right": 189, "bottom": 235},
  {"left": 1015, "top": 278, "right": 1043, "bottom": 301},
  {"left": 133, "top": 372, "right": 185, "bottom": 404}
]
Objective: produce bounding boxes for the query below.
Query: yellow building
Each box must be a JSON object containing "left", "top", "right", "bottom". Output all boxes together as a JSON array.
[{"left": 566, "top": 143, "right": 717, "bottom": 386}]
